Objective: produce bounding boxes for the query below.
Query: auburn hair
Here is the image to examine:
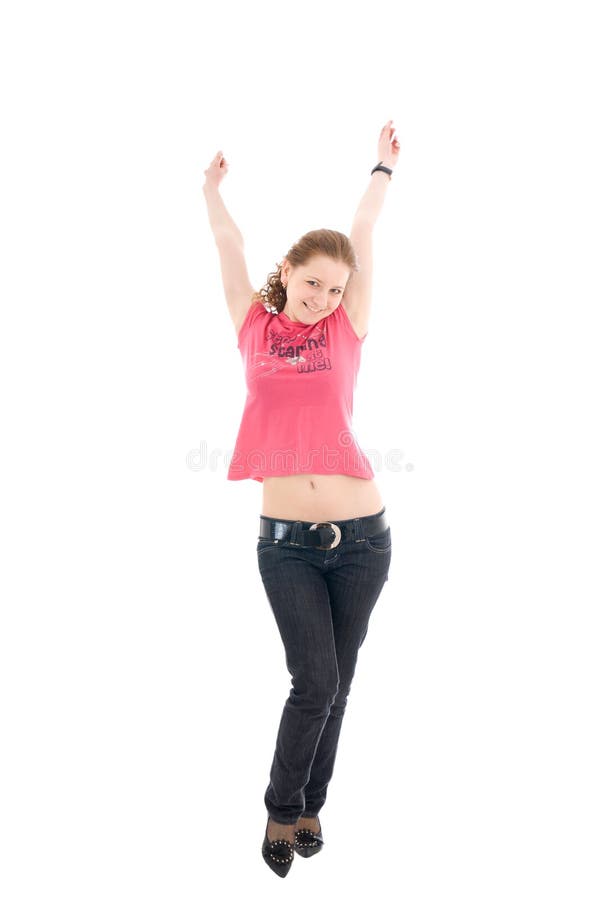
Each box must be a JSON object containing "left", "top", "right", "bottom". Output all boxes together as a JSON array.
[{"left": 251, "top": 228, "right": 359, "bottom": 314}]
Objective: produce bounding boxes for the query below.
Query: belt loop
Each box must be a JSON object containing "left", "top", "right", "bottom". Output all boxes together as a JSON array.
[
  {"left": 289, "top": 521, "right": 302, "bottom": 546},
  {"left": 353, "top": 516, "right": 366, "bottom": 542}
]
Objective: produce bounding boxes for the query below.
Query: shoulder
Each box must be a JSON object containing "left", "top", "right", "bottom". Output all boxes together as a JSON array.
[
  {"left": 236, "top": 297, "right": 268, "bottom": 341},
  {"left": 338, "top": 299, "right": 368, "bottom": 342}
]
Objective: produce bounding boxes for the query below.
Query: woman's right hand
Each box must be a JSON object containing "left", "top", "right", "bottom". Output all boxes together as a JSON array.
[{"left": 203, "top": 150, "right": 229, "bottom": 190}]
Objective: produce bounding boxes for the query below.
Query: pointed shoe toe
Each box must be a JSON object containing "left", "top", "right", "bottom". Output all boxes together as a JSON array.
[{"left": 262, "top": 825, "right": 295, "bottom": 877}]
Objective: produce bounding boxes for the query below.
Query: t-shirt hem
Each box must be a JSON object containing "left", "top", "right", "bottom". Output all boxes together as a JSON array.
[{"left": 227, "top": 468, "right": 374, "bottom": 482}]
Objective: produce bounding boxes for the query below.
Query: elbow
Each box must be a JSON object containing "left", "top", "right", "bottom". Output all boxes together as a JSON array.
[{"left": 213, "top": 228, "right": 244, "bottom": 248}]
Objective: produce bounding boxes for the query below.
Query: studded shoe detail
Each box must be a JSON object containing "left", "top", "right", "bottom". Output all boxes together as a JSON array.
[
  {"left": 262, "top": 822, "right": 295, "bottom": 877},
  {"left": 294, "top": 815, "right": 324, "bottom": 857}
]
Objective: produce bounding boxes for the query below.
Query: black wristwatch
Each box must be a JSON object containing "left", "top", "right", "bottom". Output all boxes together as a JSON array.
[{"left": 371, "top": 161, "right": 393, "bottom": 178}]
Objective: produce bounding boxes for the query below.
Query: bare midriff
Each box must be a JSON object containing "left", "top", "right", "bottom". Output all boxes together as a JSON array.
[{"left": 261, "top": 474, "right": 384, "bottom": 522}]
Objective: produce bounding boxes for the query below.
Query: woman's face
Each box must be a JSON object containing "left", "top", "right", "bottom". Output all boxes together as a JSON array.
[{"left": 280, "top": 255, "right": 351, "bottom": 325}]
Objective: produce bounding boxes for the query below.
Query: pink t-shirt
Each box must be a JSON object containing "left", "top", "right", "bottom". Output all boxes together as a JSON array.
[{"left": 227, "top": 300, "right": 375, "bottom": 482}]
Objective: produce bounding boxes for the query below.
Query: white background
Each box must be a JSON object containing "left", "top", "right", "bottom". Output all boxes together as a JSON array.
[{"left": 1, "top": 0, "right": 599, "bottom": 896}]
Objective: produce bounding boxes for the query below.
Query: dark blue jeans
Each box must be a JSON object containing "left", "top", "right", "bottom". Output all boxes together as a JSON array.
[{"left": 256, "top": 506, "right": 392, "bottom": 824}]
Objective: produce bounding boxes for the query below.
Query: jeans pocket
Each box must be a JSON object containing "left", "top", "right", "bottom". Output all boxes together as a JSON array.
[
  {"left": 256, "top": 537, "right": 283, "bottom": 556},
  {"left": 364, "top": 526, "right": 392, "bottom": 554}
]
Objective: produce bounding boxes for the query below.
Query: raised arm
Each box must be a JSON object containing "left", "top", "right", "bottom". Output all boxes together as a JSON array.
[
  {"left": 202, "top": 151, "right": 254, "bottom": 335},
  {"left": 342, "top": 121, "right": 401, "bottom": 339}
]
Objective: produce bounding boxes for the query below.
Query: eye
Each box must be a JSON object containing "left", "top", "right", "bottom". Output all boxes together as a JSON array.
[{"left": 306, "top": 280, "right": 342, "bottom": 294}]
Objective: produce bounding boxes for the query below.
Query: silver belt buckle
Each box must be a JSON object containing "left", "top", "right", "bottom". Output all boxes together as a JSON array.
[{"left": 309, "top": 521, "right": 342, "bottom": 550}]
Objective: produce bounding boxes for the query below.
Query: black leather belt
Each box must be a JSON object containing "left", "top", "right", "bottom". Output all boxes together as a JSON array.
[{"left": 259, "top": 510, "right": 388, "bottom": 550}]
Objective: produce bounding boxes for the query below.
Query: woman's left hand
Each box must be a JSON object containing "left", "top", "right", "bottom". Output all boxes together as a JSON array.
[{"left": 377, "top": 120, "right": 401, "bottom": 169}]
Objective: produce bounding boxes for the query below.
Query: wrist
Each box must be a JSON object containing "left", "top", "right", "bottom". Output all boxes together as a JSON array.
[
  {"left": 371, "top": 169, "right": 392, "bottom": 184},
  {"left": 371, "top": 161, "right": 393, "bottom": 181}
]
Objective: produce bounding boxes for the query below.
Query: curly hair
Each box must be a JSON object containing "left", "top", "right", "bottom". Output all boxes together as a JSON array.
[{"left": 251, "top": 229, "right": 359, "bottom": 314}]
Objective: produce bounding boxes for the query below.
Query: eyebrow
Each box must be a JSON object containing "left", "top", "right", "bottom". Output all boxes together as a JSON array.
[{"left": 307, "top": 275, "right": 346, "bottom": 290}]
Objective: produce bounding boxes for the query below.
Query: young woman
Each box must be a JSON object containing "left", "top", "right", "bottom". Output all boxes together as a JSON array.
[{"left": 202, "top": 121, "right": 400, "bottom": 877}]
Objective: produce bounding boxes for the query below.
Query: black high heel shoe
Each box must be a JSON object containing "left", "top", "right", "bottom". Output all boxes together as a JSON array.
[
  {"left": 294, "top": 815, "right": 324, "bottom": 857},
  {"left": 261, "top": 820, "right": 295, "bottom": 877}
]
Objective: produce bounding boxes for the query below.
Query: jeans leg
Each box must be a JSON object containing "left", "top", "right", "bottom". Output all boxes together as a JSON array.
[
  {"left": 258, "top": 546, "right": 340, "bottom": 824},
  {"left": 303, "top": 538, "right": 392, "bottom": 817}
]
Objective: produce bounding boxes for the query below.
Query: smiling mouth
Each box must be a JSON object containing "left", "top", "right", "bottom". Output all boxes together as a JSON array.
[{"left": 303, "top": 302, "right": 322, "bottom": 312}]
